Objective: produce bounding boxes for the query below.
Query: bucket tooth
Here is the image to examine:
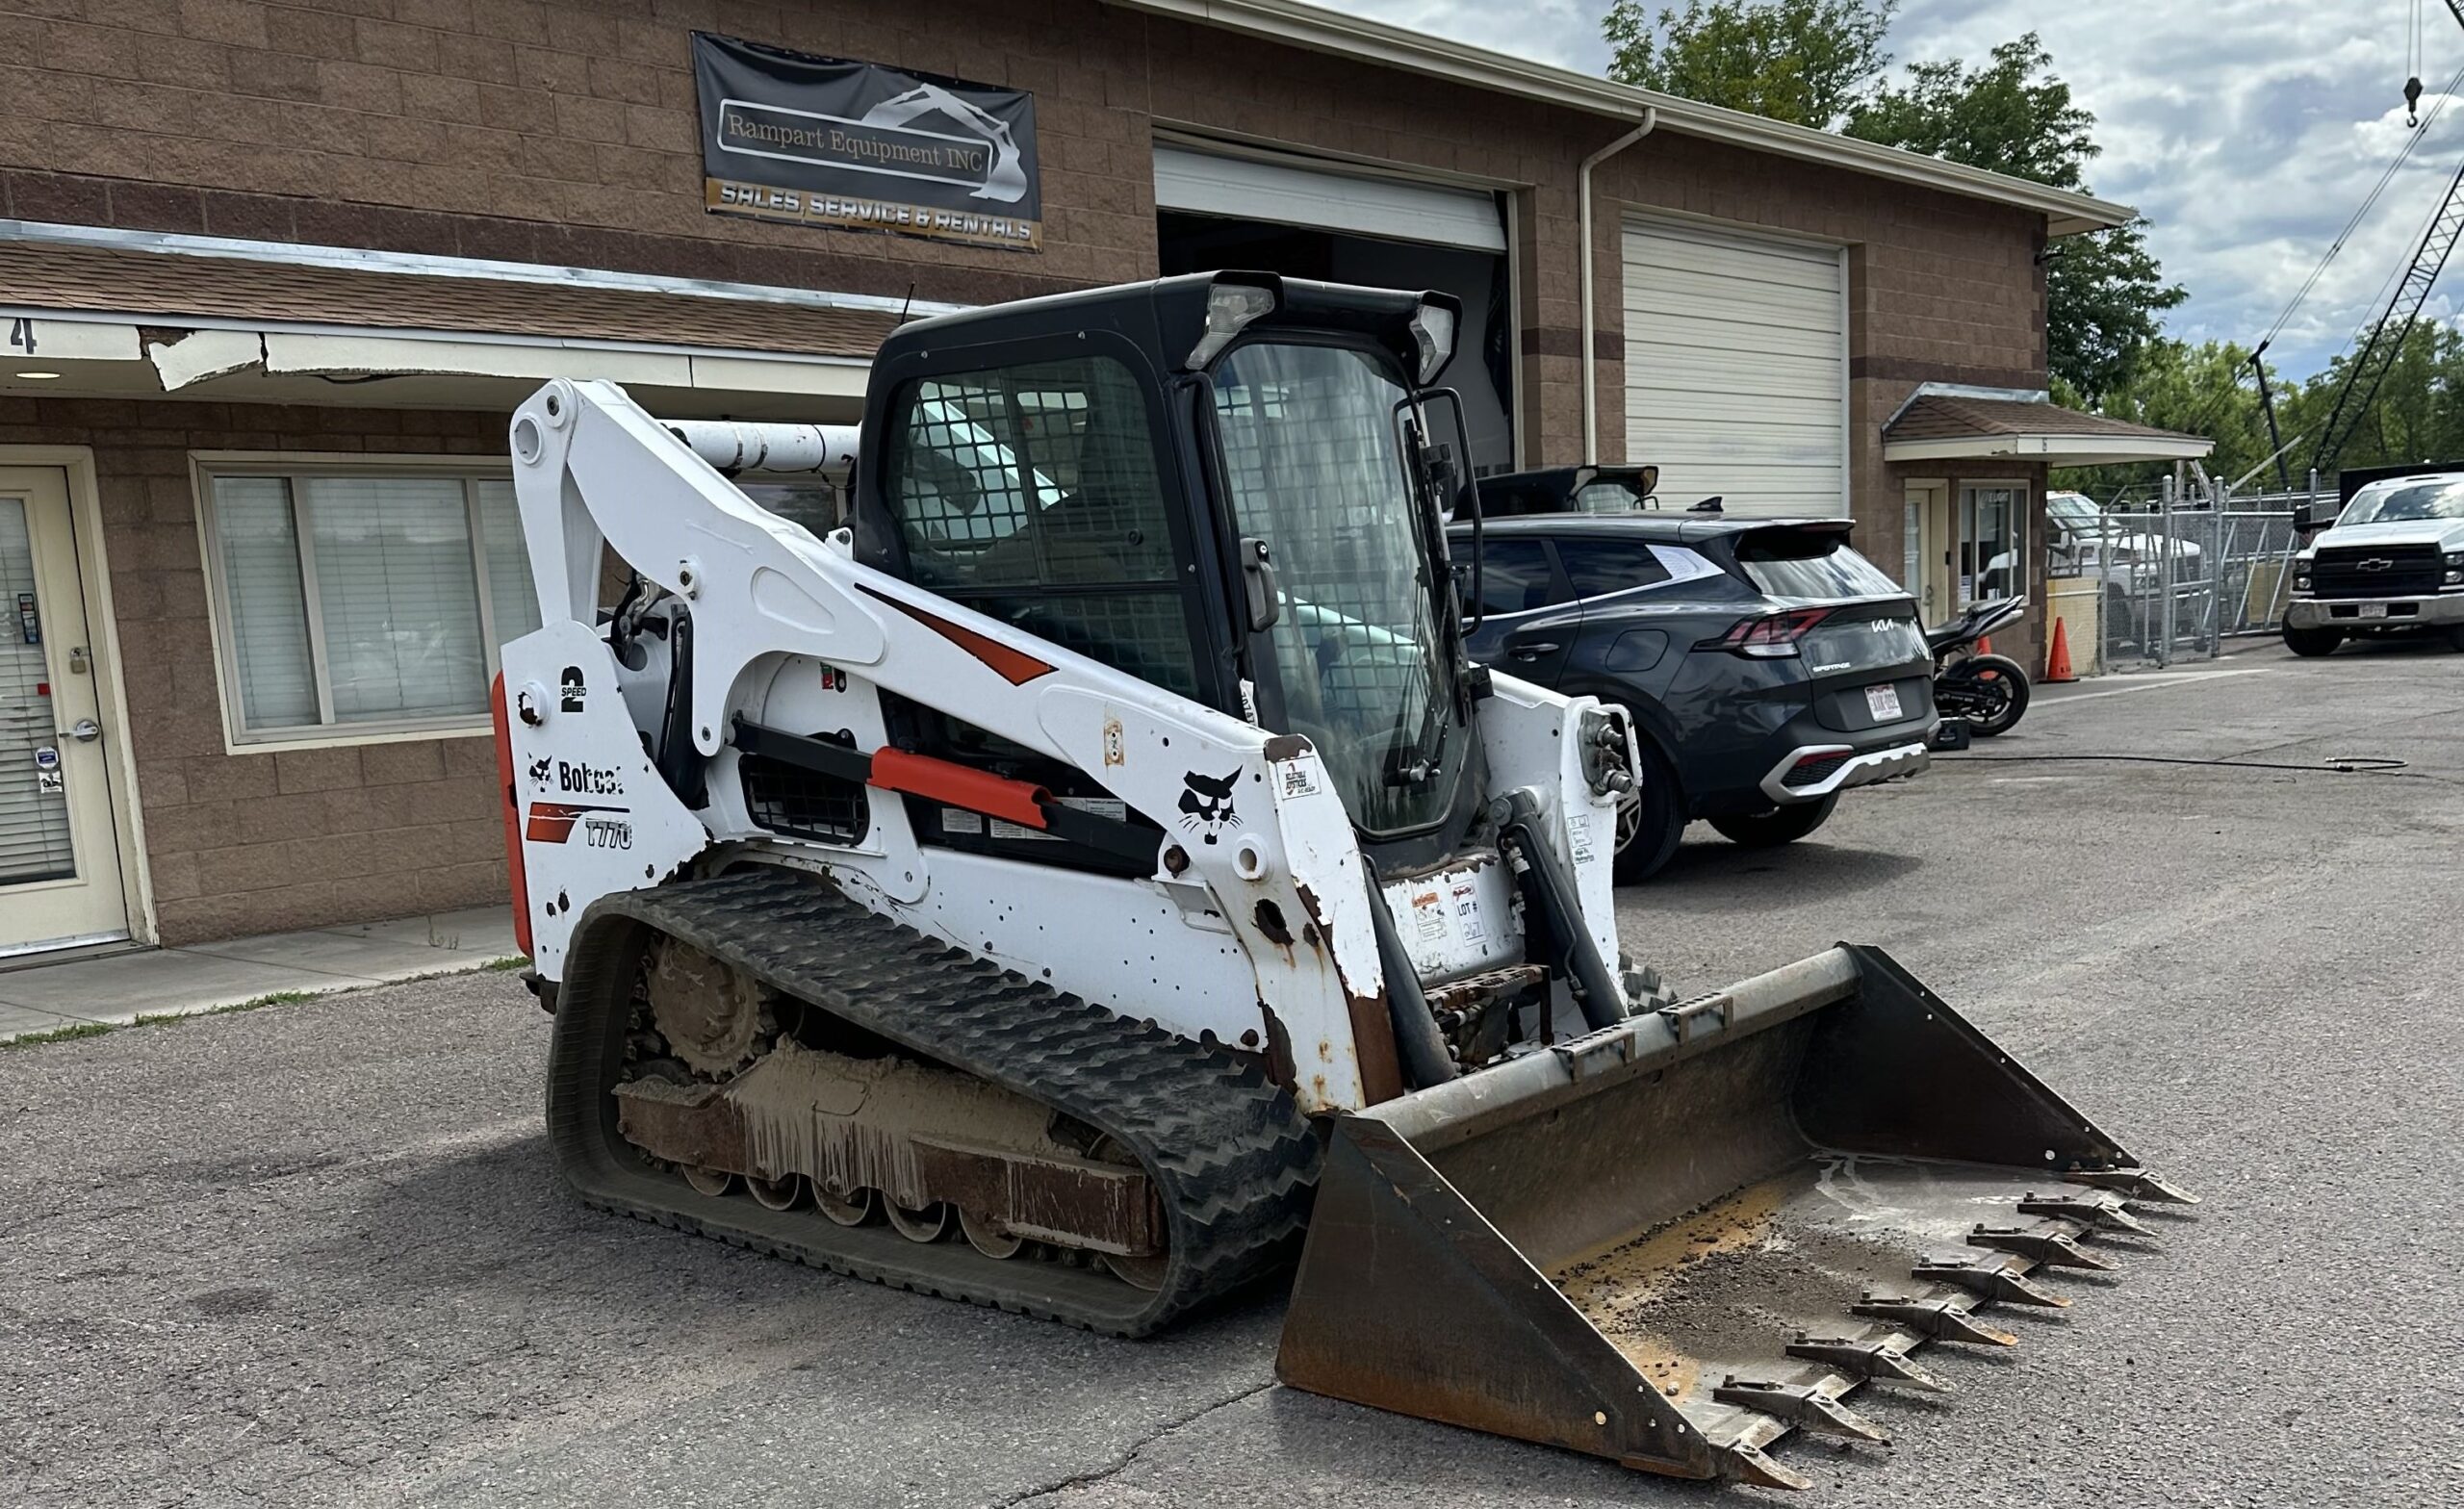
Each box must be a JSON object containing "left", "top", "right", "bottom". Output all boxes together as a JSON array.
[
  {"left": 1786, "top": 1333, "right": 1952, "bottom": 1392},
  {"left": 1852, "top": 1293, "right": 2019, "bottom": 1345},
  {"left": 1912, "top": 1257, "right": 2070, "bottom": 1308},
  {"left": 1718, "top": 1443, "right": 1815, "bottom": 1492},
  {"left": 1968, "top": 1223, "right": 2120, "bottom": 1271},
  {"left": 2018, "top": 1189, "right": 2155, "bottom": 1236},
  {"left": 1713, "top": 1378, "right": 1890, "bottom": 1444},
  {"left": 2066, "top": 1166, "right": 2199, "bottom": 1205}
]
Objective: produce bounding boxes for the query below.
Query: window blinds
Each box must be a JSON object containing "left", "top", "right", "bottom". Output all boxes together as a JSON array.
[
  {"left": 208, "top": 471, "right": 537, "bottom": 738},
  {"left": 211, "top": 477, "right": 321, "bottom": 729},
  {"left": 304, "top": 476, "right": 487, "bottom": 724},
  {"left": 475, "top": 480, "right": 541, "bottom": 648},
  {"left": 0, "top": 499, "right": 76, "bottom": 884}
]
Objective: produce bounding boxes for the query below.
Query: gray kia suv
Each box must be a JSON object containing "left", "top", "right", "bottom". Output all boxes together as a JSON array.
[{"left": 1450, "top": 510, "right": 1935, "bottom": 882}]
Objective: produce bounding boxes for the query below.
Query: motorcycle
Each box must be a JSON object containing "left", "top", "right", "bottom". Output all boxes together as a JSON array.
[{"left": 1927, "top": 596, "right": 2032, "bottom": 737}]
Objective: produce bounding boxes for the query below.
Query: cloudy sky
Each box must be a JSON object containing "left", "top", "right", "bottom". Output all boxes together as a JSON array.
[{"left": 1327, "top": 1, "right": 2453, "bottom": 381}]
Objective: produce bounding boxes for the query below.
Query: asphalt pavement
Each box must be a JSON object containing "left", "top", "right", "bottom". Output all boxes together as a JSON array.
[{"left": 3, "top": 641, "right": 2457, "bottom": 1508}]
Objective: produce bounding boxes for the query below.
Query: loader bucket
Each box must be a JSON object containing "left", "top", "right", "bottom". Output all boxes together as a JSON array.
[{"left": 1275, "top": 945, "right": 2194, "bottom": 1490}]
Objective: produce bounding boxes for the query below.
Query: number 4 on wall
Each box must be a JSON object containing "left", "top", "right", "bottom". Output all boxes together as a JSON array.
[{"left": 6, "top": 319, "right": 32, "bottom": 353}]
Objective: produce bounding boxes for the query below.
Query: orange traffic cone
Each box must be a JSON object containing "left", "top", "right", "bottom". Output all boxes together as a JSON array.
[{"left": 2044, "top": 618, "right": 2076, "bottom": 683}]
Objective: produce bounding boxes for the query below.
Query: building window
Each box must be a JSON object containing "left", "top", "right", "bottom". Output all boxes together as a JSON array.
[
  {"left": 739, "top": 481, "right": 844, "bottom": 538},
  {"left": 201, "top": 466, "right": 538, "bottom": 743}
]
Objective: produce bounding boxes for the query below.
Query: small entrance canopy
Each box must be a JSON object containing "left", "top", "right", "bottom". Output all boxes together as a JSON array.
[{"left": 1883, "top": 383, "right": 2211, "bottom": 467}]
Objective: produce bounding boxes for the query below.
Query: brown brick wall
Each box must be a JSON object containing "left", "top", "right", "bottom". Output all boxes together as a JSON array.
[
  {"left": 0, "top": 396, "right": 513, "bottom": 944},
  {"left": 1593, "top": 134, "right": 2046, "bottom": 482},
  {"left": 0, "top": 0, "right": 2050, "bottom": 503},
  {"left": 0, "top": 0, "right": 1630, "bottom": 479}
]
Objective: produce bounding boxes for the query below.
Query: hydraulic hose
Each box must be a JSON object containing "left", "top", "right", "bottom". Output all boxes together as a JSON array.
[
  {"left": 1499, "top": 787, "right": 1628, "bottom": 1033},
  {"left": 1363, "top": 863, "right": 1459, "bottom": 1088}
]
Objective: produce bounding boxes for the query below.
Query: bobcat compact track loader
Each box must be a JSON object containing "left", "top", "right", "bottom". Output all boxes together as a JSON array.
[{"left": 493, "top": 272, "right": 2194, "bottom": 1490}]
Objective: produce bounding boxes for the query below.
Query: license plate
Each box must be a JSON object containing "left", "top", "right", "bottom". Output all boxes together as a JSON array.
[
  {"left": 2358, "top": 601, "right": 2389, "bottom": 619},
  {"left": 1865, "top": 682, "right": 1905, "bottom": 721}
]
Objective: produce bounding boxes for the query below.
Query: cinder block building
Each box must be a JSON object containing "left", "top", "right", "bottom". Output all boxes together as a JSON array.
[{"left": 0, "top": 0, "right": 2199, "bottom": 954}]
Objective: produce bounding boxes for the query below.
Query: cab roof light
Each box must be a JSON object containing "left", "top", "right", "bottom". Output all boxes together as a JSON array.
[
  {"left": 1704, "top": 606, "right": 1834, "bottom": 658},
  {"left": 1408, "top": 301, "right": 1457, "bottom": 385},
  {"left": 1188, "top": 281, "right": 1277, "bottom": 370}
]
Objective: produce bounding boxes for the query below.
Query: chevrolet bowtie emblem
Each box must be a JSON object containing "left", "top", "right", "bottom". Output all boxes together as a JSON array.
[{"left": 2358, "top": 557, "right": 2393, "bottom": 571}]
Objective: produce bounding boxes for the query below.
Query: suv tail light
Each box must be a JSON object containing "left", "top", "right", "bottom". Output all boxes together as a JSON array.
[{"left": 1703, "top": 607, "right": 1834, "bottom": 658}]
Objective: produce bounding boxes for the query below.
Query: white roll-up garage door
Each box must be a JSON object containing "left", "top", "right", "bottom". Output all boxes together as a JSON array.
[
  {"left": 1155, "top": 145, "right": 1505, "bottom": 253},
  {"left": 1622, "top": 216, "right": 1847, "bottom": 518}
]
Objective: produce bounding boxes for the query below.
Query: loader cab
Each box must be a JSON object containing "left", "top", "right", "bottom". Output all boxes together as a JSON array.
[{"left": 849, "top": 272, "right": 1484, "bottom": 871}]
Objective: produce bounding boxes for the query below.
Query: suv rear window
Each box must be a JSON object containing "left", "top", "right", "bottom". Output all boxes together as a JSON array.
[
  {"left": 1735, "top": 532, "right": 1902, "bottom": 600},
  {"left": 1559, "top": 539, "right": 1672, "bottom": 598}
]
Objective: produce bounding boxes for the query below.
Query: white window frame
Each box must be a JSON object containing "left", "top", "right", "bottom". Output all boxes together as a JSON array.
[{"left": 192, "top": 452, "right": 526, "bottom": 752}]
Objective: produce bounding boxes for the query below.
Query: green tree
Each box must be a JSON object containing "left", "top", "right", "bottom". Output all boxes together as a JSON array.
[
  {"left": 1844, "top": 36, "right": 2092, "bottom": 185},
  {"left": 2048, "top": 340, "right": 2272, "bottom": 495},
  {"left": 1844, "top": 36, "right": 2185, "bottom": 403},
  {"left": 1601, "top": 7, "right": 2189, "bottom": 406},
  {"left": 2282, "top": 320, "right": 2464, "bottom": 476},
  {"left": 1603, "top": 0, "right": 1895, "bottom": 129}
]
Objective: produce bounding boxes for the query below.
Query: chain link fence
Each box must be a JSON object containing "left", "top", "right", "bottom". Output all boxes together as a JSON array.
[{"left": 2054, "top": 480, "right": 2310, "bottom": 671}]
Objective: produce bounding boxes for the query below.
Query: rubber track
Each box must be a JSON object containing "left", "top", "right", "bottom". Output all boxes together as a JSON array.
[{"left": 546, "top": 867, "right": 1321, "bottom": 1336}]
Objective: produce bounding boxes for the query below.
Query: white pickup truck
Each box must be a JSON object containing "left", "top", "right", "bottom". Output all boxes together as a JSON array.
[
  {"left": 2283, "top": 473, "right": 2464, "bottom": 656},
  {"left": 2042, "top": 490, "right": 2203, "bottom": 595}
]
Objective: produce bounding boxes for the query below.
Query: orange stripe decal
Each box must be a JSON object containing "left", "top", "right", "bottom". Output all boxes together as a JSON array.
[
  {"left": 860, "top": 583, "right": 1056, "bottom": 686},
  {"left": 526, "top": 803, "right": 623, "bottom": 843}
]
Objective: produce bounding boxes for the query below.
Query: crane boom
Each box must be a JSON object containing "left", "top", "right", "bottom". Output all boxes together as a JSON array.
[{"left": 2307, "top": 153, "right": 2464, "bottom": 478}]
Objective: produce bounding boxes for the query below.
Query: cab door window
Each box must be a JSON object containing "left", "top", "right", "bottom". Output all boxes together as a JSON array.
[{"left": 883, "top": 356, "right": 1198, "bottom": 697}]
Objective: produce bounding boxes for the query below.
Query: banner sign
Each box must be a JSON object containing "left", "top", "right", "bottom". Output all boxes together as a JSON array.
[{"left": 693, "top": 33, "right": 1041, "bottom": 252}]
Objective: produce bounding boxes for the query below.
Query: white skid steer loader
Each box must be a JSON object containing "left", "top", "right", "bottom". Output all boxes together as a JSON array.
[{"left": 493, "top": 273, "right": 2193, "bottom": 1490}]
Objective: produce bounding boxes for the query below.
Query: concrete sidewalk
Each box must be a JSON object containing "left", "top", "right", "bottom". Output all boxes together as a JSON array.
[{"left": 0, "top": 906, "right": 522, "bottom": 1042}]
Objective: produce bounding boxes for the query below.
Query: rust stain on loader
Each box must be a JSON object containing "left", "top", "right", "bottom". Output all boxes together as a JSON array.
[{"left": 1295, "top": 879, "right": 1403, "bottom": 1106}]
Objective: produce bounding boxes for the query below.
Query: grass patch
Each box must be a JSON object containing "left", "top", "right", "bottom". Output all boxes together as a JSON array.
[
  {"left": 1, "top": 1020, "right": 117, "bottom": 1050},
  {"left": 2, "top": 956, "right": 526, "bottom": 1049},
  {"left": 130, "top": 990, "right": 321, "bottom": 1028}
]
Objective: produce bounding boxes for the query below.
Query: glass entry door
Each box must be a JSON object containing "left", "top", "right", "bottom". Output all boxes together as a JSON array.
[
  {"left": 1903, "top": 480, "right": 1953, "bottom": 624},
  {"left": 0, "top": 466, "right": 127, "bottom": 955}
]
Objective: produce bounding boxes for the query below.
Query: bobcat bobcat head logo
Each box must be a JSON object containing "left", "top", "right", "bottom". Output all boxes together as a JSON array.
[
  {"left": 527, "top": 756, "right": 553, "bottom": 787},
  {"left": 1177, "top": 769, "right": 1243, "bottom": 844}
]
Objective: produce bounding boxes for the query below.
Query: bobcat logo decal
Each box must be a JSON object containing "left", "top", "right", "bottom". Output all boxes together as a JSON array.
[{"left": 1177, "top": 769, "right": 1243, "bottom": 845}]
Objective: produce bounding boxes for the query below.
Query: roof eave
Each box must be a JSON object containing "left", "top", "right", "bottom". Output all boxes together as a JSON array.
[
  {"left": 1883, "top": 434, "right": 2214, "bottom": 466},
  {"left": 1105, "top": 0, "right": 2136, "bottom": 234}
]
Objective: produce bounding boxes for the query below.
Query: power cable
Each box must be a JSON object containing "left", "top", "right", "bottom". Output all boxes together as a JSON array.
[
  {"left": 2259, "top": 57, "right": 2464, "bottom": 352},
  {"left": 1938, "top": 751, "right": 2453, "bottom": 780}
]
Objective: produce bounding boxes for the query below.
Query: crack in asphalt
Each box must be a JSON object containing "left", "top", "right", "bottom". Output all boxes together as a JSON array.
[{"left": 993, "top": 1379, "right": 1276, "bottom": 1507}]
